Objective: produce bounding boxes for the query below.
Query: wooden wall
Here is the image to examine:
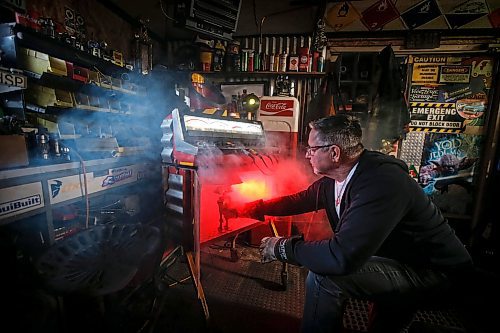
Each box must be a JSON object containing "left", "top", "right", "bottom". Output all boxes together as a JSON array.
[{"left": 26, "top": 0, "right": 134, "bottom": 60}]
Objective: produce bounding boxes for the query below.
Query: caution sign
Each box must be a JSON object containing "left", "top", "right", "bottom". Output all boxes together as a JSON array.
[
  {"left": 410, "top": 102, "right": 464, "bottom": 132},
  {"left": 412, "top": 63, "right": 440, "bottom": 83},
  {"left": 439, "top": 66, "right": 471, "bottom": 83}
]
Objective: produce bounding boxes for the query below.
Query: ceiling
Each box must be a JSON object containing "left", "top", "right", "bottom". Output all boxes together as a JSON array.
[{"left": 103, "top": 0, "right": 500, "bottom": 43}]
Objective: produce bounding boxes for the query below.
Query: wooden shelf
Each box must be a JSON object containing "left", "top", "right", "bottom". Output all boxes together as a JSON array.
[{"left": 192, "top": 71, "right": 326, "bottom": 78}]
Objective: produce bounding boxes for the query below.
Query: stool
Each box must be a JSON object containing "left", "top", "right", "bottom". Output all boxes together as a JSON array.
[{"left": 36, "top": 223, "right": 163, "bottom": 331}]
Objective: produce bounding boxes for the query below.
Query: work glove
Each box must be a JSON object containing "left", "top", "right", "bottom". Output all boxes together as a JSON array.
[
  {"left": 259, "top": 236, "right": 283, "bottom": 263},
  {"left": 259, "top": 235, "right": 304, "bottom": 265}
]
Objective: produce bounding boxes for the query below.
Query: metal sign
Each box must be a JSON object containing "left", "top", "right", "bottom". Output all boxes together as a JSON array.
[
  {"left": 0, "top": 68, "right": 27, "bottom": 93},
  {"left": 439, "top": 66, "right": 471, "bottom": 83},
  {"left": 409, "top": 102, "right": 464, "bottom": 131}
]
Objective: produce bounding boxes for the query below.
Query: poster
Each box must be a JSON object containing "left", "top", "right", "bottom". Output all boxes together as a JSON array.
[
  {"left": 418, "top": 133, "right": 482, "bottom": 195},
  {"left": 408, "top": 56, "right": 492, "bottom": 133}
]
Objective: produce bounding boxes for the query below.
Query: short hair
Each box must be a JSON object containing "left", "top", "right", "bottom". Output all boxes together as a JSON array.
[{"left": 309, "top": 114, "right": 364, "bottom": 157}]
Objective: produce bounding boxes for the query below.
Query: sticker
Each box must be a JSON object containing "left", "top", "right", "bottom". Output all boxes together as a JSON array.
[
  {"left": 409, "top": 85, "right": 440, "bottom": 102},
  {"left": 488, "top": 7, "right": 500, "bottom": 28},
  {"left": 456, "top": 98, "right": 486, "bottom": 119},
  {"left": 412, "top": 63, "right": 440, "bottom": 83},
  {"left": 361, "top": 0, "right": 400, "bottom": 31},
  {"left": 0, "top": 182, "right": 44, "bottom": 219},
  {"left": 325, "top": 1, "right": 361, "bottom": 31},
  {"left": 409, "top": 102, "right": 463, "bottom": 131},
  {"left": 438, "top": 66, "right": 471, "bottom": 83},
  {"left": 401, "top": 0, "right": 442, "bottom": 29},
  {"left": 444, "top": 0, "right": 489, "bottom": 28}
]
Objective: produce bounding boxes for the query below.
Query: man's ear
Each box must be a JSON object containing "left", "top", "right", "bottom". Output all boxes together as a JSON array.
[{"left": 331, "top": 145, "right": 341, "bottom": 162}]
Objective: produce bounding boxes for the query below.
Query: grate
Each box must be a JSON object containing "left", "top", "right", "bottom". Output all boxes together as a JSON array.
[{"left": 400, "top": 131, "right": 426, "bottom": 166}]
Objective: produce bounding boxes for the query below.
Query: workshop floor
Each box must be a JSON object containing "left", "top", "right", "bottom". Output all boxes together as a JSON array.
[
  {"left": 26, "top": 238, "right": 496, "bottom": 333},
  {"left": 133, "top": 241, "right": 469, "bottom": 333},
  {"left": 144, "top": 240, "right": 496, "bottom": 333}
]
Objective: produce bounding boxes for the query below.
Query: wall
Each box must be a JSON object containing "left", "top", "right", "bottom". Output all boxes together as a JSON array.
[{"left": 24, "top": 0, "right": 134, "bottom": 60}]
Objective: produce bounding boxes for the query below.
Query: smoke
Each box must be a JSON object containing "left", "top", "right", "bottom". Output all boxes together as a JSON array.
[{"left": 54, "top": 65, "right": 186, "bottom": 163}]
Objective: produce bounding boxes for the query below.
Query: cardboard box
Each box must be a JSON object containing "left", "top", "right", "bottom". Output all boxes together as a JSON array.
[
  {"left": 18, "top": 47, "right": 49, "bottom": 75},
  {"left": 0, "top": 135, "right": 29, "bottom": 169}
]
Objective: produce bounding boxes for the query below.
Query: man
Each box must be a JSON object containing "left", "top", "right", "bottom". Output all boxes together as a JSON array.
[{"left": 236, "top": 114, "right": 473, "bottom": 332}]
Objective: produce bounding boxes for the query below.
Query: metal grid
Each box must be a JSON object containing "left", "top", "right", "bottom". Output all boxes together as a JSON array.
[
  {"left": 400, "top": 131, "right": 426, "bottom": 166},
  {"left": 201, "top": 245, "right": 305, "bottom": 318},
  {"left": 342, "top": 298, "right": 466, "bottom": 333}
]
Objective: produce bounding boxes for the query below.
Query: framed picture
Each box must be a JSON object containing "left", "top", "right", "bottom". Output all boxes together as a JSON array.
[{"left": 219, "top": 82, "right": 268, "bottom": 103}]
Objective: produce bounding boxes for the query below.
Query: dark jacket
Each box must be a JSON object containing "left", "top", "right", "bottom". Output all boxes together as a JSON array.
[{"left": 258, "top": 150, "right": 473, "bottom": 275}]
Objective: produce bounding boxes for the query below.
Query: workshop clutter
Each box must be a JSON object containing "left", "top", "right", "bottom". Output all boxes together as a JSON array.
[
  {"left": 20, "top": 46, "right": 144, "bottom": 113},
  {"left": 15, "top": 9, "right": 132, "bottom": 70},
  {"left": 192, "top": 35, "right": 327, "bottom": 73}
]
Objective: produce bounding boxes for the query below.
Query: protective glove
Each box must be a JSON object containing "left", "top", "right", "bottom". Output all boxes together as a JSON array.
[
  {"left": 259, "top": 235, "right": 304, "bottom": 265},
  {"left": 259, "top": 236, "right": 283, "bottom": 263}
]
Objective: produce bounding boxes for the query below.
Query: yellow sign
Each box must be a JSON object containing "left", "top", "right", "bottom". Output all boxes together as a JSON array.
[
  {"left": 325, "top": 1, "right": 360, "bottom": 31},
  {"left": 412, "top": 63, "right": 439, "bottom": 83}
]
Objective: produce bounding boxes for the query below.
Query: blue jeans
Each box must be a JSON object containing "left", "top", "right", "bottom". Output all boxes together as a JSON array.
[{"left": 301, "top": 256, "right": 452, "bottom": 333}]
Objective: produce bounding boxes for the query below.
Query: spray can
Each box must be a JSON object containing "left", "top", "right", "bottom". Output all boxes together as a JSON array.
[{"left": 248, "top": 50, "right": 254, "bottom": 72}]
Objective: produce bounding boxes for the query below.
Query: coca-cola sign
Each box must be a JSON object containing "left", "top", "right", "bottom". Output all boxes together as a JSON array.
[{"left": 260, "top": 99, "right": 294, "bottom": 117}]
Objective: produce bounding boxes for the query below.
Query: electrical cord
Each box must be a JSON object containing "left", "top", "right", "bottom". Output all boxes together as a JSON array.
[
  {"left": 160, "top": 0, "right": 177, "bottom": 23},
  {"left": 66, "top": 146, "right": 90, "bottom": 229}
]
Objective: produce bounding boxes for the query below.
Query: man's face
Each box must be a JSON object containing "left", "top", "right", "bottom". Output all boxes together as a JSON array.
[{"left": 306, "top": 129, "right": 335, "bottom": 175}]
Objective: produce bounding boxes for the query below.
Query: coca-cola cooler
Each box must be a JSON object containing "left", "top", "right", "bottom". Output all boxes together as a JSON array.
[
  {"left": 246, "top": 96, "right": 301, "bottom": 244},
  {"left": 257, "top": 96, "right": 300, "bottom": 159}
]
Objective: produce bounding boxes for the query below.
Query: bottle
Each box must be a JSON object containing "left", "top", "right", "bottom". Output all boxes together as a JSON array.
[
  {"left": 318, "top": 47, "right": 326, "bottom": 72},
  {"left": 213, "top": 40, "right": 225, "bottom": 72},
  {"left": 261, "top": 37, "right": 269, "bottom": 71},
  {"left": 298, "top": 36, "right": 309, "bottom": 72},
  {"left": 248, "top": 50, "right": 254, "bottom": 72},
  {"left": 229, "top": 95, "right": 239, "bottom": 118},
  {"left": 269, "top": 37, "right": 276, "bottom": 72},
  {"left": 241, "top": 50, "right": 248, "bottom": 72},
  {"left": 274, "top": 37, "right": 282, "bottom": 72},
  {"left": 226, "top": 40, "right": 240, "bottom": 72},
  {"left": 254, "top": 40, "right": 262, "bottom": 71},
  {"left": 288, "top": 36, "right": 299, "bottom": 72},
  {"left": 279, "top": 37, "right": 288, "bottom": 72}
]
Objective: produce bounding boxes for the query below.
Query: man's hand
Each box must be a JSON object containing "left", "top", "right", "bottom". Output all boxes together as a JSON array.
[
  {"left": 259, "top": 236, "right": 283, "bottom": 263},
  {"left": 223, "top": 199, "right": 265, "bottom": 221}
]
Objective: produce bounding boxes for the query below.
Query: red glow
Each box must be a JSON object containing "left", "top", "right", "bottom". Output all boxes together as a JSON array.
[
  {"left": 198, "top": 153, "right": 316, "bottom": 244},
  {"left": 232, "top": 179, "right": 268, "bottom": 201}
]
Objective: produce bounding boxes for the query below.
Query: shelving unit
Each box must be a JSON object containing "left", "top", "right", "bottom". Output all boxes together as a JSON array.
[
  {"left": 0, "top": 22, "right": 159, "bottom": 248},
  {"left": 192, "top": 71, "right": 327, "bottom": 78}
]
